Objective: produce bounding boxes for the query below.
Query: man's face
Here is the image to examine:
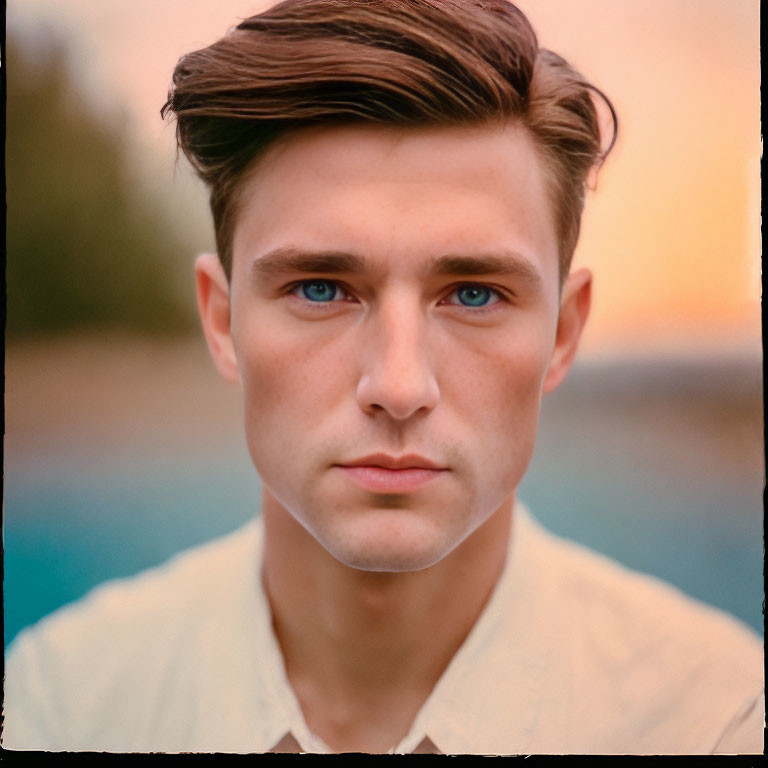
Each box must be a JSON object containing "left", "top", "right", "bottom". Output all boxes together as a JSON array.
[{"left": 201, "top": 122, "right": 588, "bottom": 573}]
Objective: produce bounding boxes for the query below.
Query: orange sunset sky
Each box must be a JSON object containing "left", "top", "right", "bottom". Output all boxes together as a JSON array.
[{"left": 8, "top": 0, "right": 761, "bottom": 357}]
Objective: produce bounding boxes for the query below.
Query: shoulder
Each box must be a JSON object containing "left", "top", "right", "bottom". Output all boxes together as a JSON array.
[
  {"left": 520, "top": 510, "right": 764, "bottom": 753},
  {"left": 537, "top": 516, "right": 762, "bottom": 668},
  {"left": 3, "top": 518, "right": 265, "bottom": 751}
]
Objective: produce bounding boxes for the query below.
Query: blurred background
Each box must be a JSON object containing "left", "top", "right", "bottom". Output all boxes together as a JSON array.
[{"left": 4, "top": 0, "right": 763, "bottom": 646}]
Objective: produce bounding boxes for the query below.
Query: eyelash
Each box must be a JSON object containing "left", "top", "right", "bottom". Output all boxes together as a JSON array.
[
  {"left": 286, "top": 280, "right": 357, "bottom": 309},
  {"left": 441, "top": 284, "right": 504, "bottom": 313},
  {"left": 286, "top": 279, "right": 508, "bottom": 313}
]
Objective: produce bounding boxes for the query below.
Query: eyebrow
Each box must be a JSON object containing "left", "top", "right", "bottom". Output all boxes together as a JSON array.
[
  {"left": 251, "top": 248, "right": 368, "bottom": 279},
  {"left": 251, "top": 246, "right": 542, "bottom": 286},
  {"left": 430, "top": 253, "right": 542, "bottom": 286}
]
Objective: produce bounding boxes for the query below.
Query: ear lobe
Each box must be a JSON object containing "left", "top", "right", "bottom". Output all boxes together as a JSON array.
[
  {"left": 542, "top": 268, "right": 592, "bottom": 394},
  {"left": 195, "top": 253, "right": 240, "bottom": 385}
]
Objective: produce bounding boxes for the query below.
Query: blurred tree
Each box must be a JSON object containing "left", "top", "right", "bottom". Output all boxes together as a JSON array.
[{"left": 5, "top": 32, "right": 197, "bottom": 336}]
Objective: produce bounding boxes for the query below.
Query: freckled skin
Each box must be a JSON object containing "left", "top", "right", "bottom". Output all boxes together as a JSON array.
[{"left": 199, "top": 122, "right": 588, "bottom": 573}]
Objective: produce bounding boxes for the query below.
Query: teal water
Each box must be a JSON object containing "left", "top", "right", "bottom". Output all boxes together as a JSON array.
[
  {"left": 3, "top": 444, "right": 763, "bottom": 647},
  {"left": 4, "top": 357, "right": 765, "bottom": 645}
]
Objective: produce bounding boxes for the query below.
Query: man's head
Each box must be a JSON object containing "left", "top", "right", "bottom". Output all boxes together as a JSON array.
[{"left": 162, "top": 0, "right": 616, "bottom": 574}]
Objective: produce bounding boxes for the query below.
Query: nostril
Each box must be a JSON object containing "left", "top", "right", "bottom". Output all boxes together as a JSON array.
[{"left": 356, "top": 369, "right": 440, "bottom": 421}]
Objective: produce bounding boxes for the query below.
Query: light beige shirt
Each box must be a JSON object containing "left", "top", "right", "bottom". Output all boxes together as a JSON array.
[{"left": 3, "top": 504, "right": 763, "bottom": 754}]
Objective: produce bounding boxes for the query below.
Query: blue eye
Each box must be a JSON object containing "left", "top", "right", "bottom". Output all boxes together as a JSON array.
[
  {"left": 451, "top": 284, "right": 499, "bottom": 307},
  {"left": 298, "top": 280, "right": 340, "bottom": 302}
]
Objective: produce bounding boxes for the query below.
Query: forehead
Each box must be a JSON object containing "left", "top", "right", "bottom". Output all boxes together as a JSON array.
[{"left": 231, "top": 122, "right": 559, "bottom": 285}]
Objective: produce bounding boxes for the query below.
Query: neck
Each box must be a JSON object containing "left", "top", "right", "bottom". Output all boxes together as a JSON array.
[{"left": 261, "top": 491, "right": 513, "bottom": 752}]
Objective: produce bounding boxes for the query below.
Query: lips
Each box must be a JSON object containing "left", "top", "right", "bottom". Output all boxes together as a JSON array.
[
  {"left": 340, "top": 453, "right": 444, "bottom": 471},
  {"left": 335, "top": 454, "right": 448, "bottom": 492}
]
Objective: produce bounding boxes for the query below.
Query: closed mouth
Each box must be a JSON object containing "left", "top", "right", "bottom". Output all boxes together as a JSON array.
[
  {"left": 334, "top": 454, "right": 448, "bottom": 493},
  {"left": 337, "top": 453, "right": 446, "bottom": 471}
]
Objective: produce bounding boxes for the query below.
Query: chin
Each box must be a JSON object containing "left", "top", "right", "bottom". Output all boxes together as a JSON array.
[{"left": 315, "top": 509, "right": 464, "bottom": 573}]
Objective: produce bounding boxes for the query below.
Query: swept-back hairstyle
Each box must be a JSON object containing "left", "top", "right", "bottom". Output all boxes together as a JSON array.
[{"left": 162, "top": 0, "right": 616, "bottom": 279}]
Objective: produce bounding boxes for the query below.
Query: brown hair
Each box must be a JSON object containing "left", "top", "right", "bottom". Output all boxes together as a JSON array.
[{"left": 162, "top": 0, "right": 616, "bottom": 279}]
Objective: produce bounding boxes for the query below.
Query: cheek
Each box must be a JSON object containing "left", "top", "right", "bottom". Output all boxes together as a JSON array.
[
  {"left": 444, "top": 319, "right": 553, "bottom": 420},
  {"left": 233, "top": 327, "right": 321, "bottom": 499},
  {"left": 439, "top": 320, "right": 553, "bottom": 489},
  {"left": 233, "top": 317, "right": 358, "bottom": 448}
]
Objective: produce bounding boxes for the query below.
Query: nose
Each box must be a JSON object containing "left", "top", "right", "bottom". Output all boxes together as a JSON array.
[{"left": 356, "top": 295, "right": 440, "bottom": 421}]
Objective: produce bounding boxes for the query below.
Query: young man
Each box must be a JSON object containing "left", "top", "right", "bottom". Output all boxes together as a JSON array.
[{"left": 3, "top": 0, "right": 763, "bottom": 754}]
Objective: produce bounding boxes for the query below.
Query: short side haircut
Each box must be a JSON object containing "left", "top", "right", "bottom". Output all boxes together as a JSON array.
[{"left": 162, "top": 0, "right": 617, "bottom": 279}]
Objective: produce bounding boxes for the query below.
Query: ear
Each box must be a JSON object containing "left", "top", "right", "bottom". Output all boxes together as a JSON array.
[
  {"left": 195, "top": 253, "right": 240, "bottom": 385},
  {"left": 542, "top": 268, "right": 592, "bottom": 394}
]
